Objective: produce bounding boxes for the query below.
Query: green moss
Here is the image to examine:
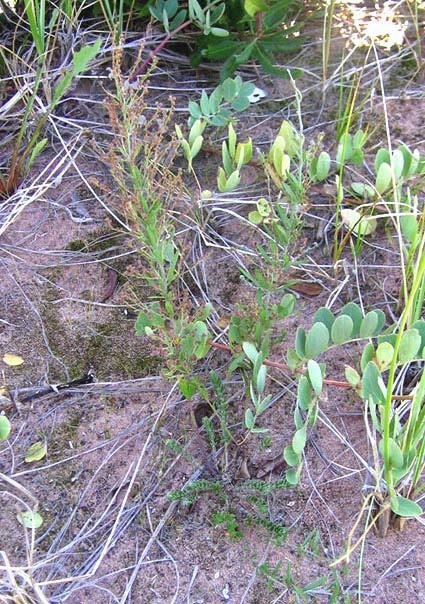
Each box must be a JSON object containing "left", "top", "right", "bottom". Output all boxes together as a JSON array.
[{"left": 39, "top": 279, "right": 162, "bottom": 382}]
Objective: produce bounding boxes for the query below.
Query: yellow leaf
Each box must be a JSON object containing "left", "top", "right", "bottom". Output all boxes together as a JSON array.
[
  {"left": 3, "top": 353, "right": 24, "bottom": 366},
  {"left": 25, "top": 441, "right": 47, "bottom": 463}
]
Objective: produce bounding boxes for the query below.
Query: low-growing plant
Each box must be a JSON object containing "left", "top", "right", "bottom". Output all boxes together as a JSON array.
[
  {"left": 188, "top": 76, "right": 256, "bottom": 127},
  {"left": 0, "top": 35, "right": 101, "bottom": 196},
  {"left": 147, "top": 0, "right": 303, "bottom": 80},
  {"left": 281, "top": 297, "right": 425, "bottom": 543}
]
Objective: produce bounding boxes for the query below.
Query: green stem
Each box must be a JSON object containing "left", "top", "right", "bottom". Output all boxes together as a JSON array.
[{"left": 383, "top": 250, "right": 425, "bottom": 493}]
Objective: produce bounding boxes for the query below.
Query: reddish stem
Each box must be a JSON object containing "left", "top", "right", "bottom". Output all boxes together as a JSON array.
[
  {"left": 210, "top": 340, "right": 351, "bottom": 389},
  {"left": 129, "top": 20, "right": 191, "bottom": 83}
]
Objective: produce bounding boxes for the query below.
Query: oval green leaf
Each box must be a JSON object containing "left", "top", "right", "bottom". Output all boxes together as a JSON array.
[
  {"left": 360, "top": 311, "right": 379, "bottom": 338},
  {"left": 391, "top": 495, "right": 422, "bottom": 518},
  {"left": 345, "top": 366, "right": 360, "bottom": 388},
  {"left": 376, "top": 341, "right": 394, "bottom": 371},
  {"left": 362, "top": 361, "right": 386, "bottom": 404},
  {"left": 242, "top": 342, "right": 258, "bottom": 365},
  {"left": 307, "top": 359, "right": 323, "bottom": 396},
  {"left": 305, "top": 322, "right": 329, "bottom": 359},
  {"left": 17, "top": 511, "right": 43, "bottom": 529},
  {"left": 375, "top": 162, "right": 392, "bottom": 194},
  {"left": 283, "top": 444, "right": 300, "bottom": 466},
  {"left": 313, "top": 307, "right": 334, "bottom": 332},
  {"left": 0, "top": 415, "right": 11, "bottom": 440},
  {"left": 292, "top": 427, "right": 307, "bottom": 455},
  {"left": 398, "top": 329, "right": 421, "bottom": 363},
  {"left": 340, "top": 302, "right": 363, "bottom": 337},
  {"left": 331, "top": 314, "right": 354, "bottom": 345},
  {"left": 297, "top": 376, "right": 311, "bottom": 410}
]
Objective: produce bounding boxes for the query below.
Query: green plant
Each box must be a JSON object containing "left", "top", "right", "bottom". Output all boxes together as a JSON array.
[
  {"left": 212, "top": 510, "right": 243, "bottom": 540},
  {"left": 91, "top": 47, "right": 214, "bottom": 378},
  {"left": 1, "top": 354, "right": 44, "bottom": 530},
  {"left": 168, "top": 479, "right": 226, "bottom": 505},
  {"left": 148, "top": 0, "right": 303, "bottom": 80},
  {"left": 0, "top": 36, "right": 101, "bottom": 196},
  {"left": 188, "top": 76, "right": 256, "bottom": 127},
  {"left": 284, "top": 299, "right": 425, "bottom": 543},
  {"left": 228, "top": 292, "right": 295, "bottom": 435},
  {"left": 217, "top": 122, "right": 252, "bottom": 192},
  {"left": 258, "top": 560, "right": 328, "bottom": 601}
]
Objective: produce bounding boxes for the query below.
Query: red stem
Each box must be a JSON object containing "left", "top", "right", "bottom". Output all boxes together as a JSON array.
[
  {"left": 210, "top": 340, "right": 351, "bottom": 389},
  {"left": 129, "top": 20, "right": 191, "bottom": 83}
]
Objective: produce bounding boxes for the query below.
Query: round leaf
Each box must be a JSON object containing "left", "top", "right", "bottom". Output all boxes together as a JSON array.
[
  {"left": 315, "top": 151, "right": 330, "bottom": 181},
  {"left": 331, "top": 315, "right": 354, "bottom": 345},
  {"left": 286, "top": 468, "right": 300, "bottom": 485},
  {"left": 313, "top": 307, "right": 334, "bottom": 332},
  {"left": 398, "top": 329, "right": 421, "bottom": 363},
  {"left": 340, "top": 302, "right": 363, "bottom": 337},
  {"left": 305, "top": 322, "right": 329, "bottom": 359},
  {"left": 360, "top": 312, "right": 379, "bottom": 338},
  {"left": 341, "top": 208, "right": 377, "bottom": 236},
  {"left": 17, "top": 511, "right": 43, "bottom": 529}
]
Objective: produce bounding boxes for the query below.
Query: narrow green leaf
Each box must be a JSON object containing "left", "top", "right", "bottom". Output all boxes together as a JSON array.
[
  {"left": 295, "top": 327, "right": 306, "bottom": 359},
  {"left": 243, "top": 342, "right": 258, "bottom": 364},
  {"left": 297, "top": 376, "right": 311, "bottom": 410},
  {"left": 388, "top": 438, "right": 404, "bottom": 469},
  {"left": 256, "top": 364, "right": 267, "bottom": 395},
  {"left": 375, "top": 162, "right": 392, "bottom": 194},
  {"left": 307, "top": 359, "right": 323, "bottom": 396},
  {"left": 190, "top": 134, "right": 203, "bottom": 159},
  {"left": 292, "top": 427, "right": 307, "bottom": 455},
  {"left": 0, "top": 415, "right": 11, "bottom": 440},
  {"left": 224, "top": 169, "right": 240, "bottom": 191},
  {"left": 228, "top": 122, "right": 237, "bottom": 157},
  {"left": 361, "top": 342, "right": 375, "bottom": 372},
  {"left": 245, "top": 408, "right": 255, "bottom": 430},
  {"left": 392, "top": 149, "right": 404, "bottom": 179}
]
